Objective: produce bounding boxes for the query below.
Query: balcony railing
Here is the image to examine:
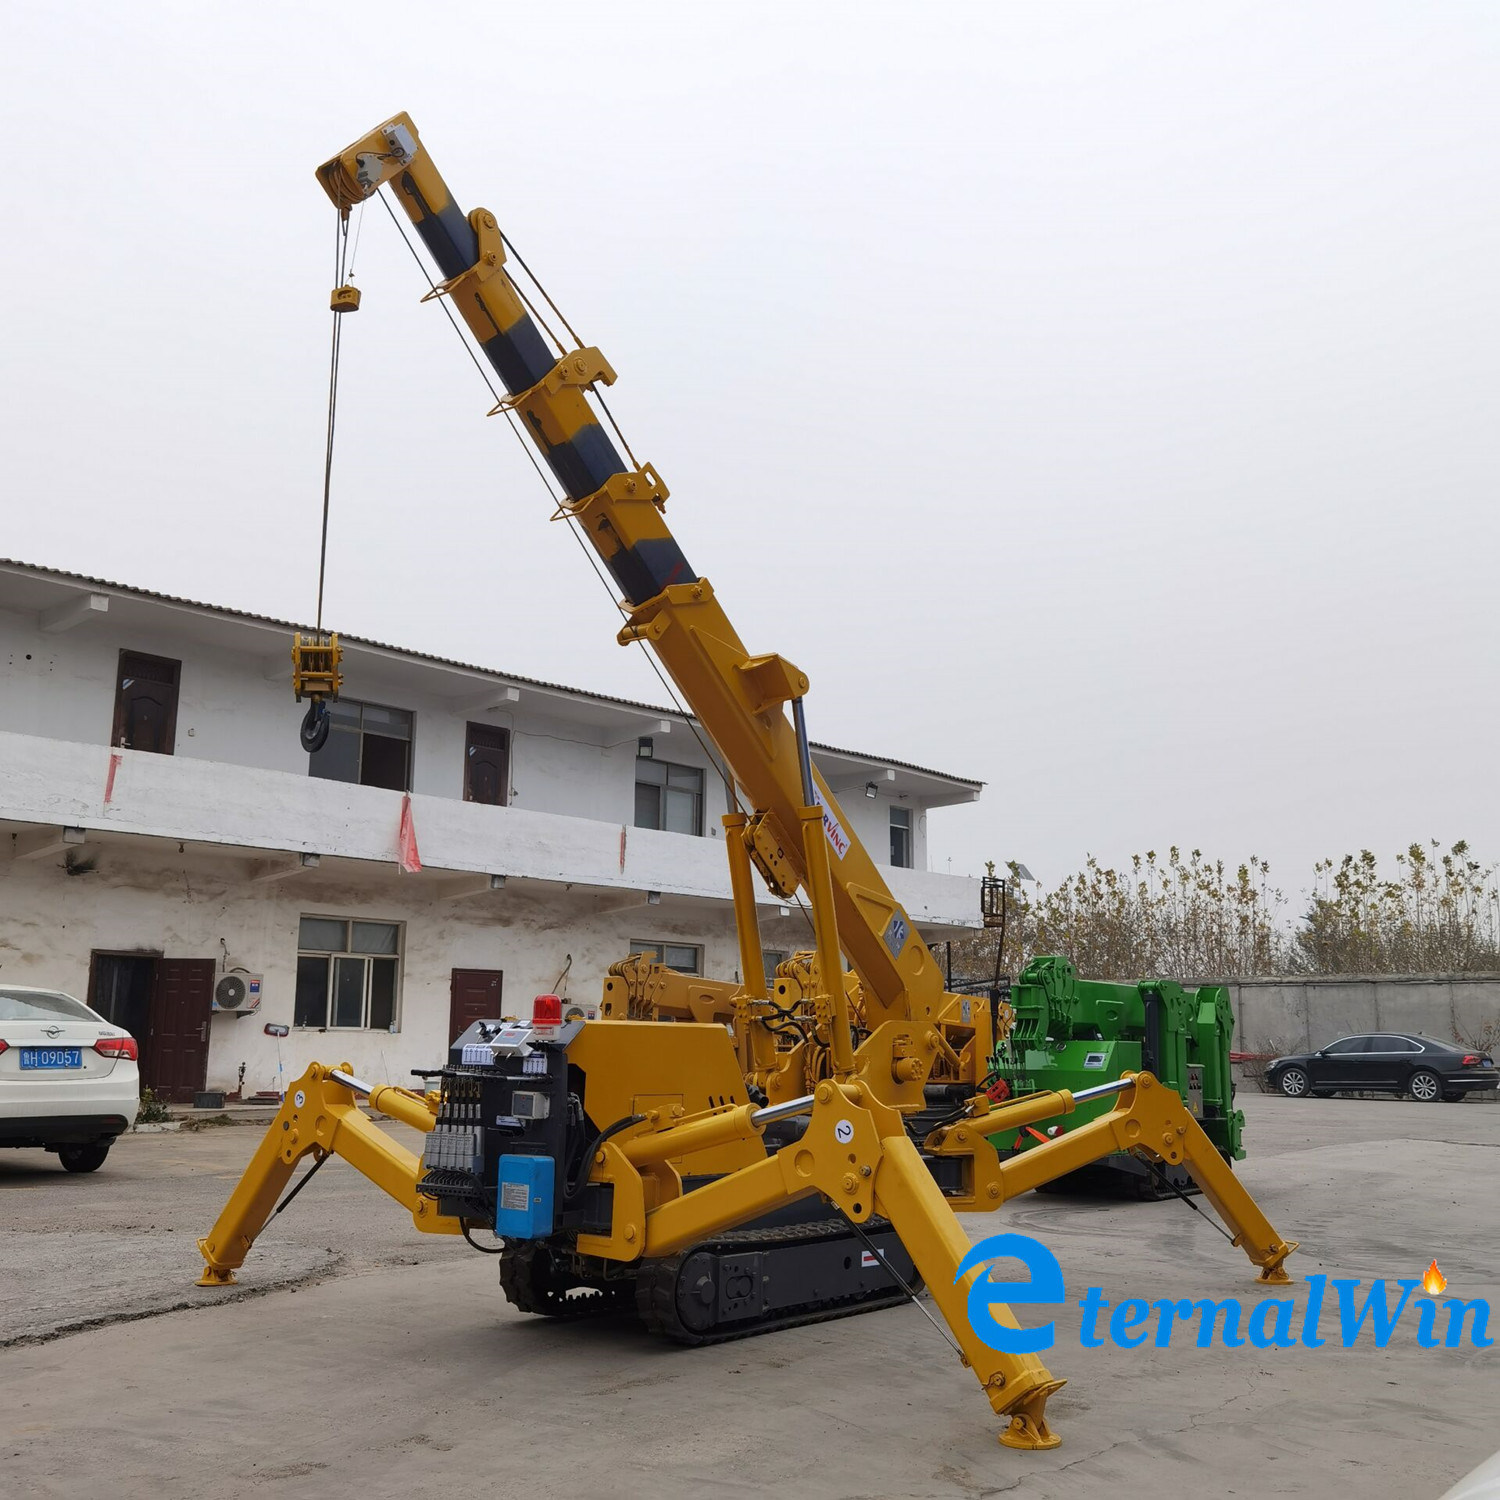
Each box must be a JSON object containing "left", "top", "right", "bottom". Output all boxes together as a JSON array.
[{"left": 0, "top": 731, "right": 981, "bottom": 927}]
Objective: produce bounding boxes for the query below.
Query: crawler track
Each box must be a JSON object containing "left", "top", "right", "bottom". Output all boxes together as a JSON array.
[
  {"left": 499, "top": 1241, "right": 634, "bottom": 1319},
  {"left": 634, "top": 1217, "right": 920, "bottom": 1346}
]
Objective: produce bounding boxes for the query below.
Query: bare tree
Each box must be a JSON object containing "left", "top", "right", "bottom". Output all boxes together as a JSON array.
[
  {"left": 946, "top": 849, "right": 1285, "bottom": 984},
  {"left": 944, "top": 841, "right": 1500, "bottom": 984},
  {"left": 1291, "top": 840, "right": 1500, "bottom": 974}
]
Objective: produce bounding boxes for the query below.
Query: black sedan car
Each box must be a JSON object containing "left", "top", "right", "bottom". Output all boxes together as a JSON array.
[{"left": 1268, "top": 1033, "right": 1499, "bottom": 1102}]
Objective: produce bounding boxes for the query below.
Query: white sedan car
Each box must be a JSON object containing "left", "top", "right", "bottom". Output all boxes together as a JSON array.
[{"left": 0, "top": 986, "right": 140, "bottom": 1172}]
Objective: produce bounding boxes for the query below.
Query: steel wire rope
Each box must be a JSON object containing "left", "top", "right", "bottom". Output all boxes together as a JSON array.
[
  {"left": 505, "top": 271, "right": 568, "bottom": 358},
  {"left": 315, "top": 209, "right": 351, "bottom": 632},
  {"left": 839, "top": 1212, "right": 965, "bottom": 1359},
  {"left": 499, "top": 231, "right": 642, "bottom": 472},
  {"left": 374, "top": 189, "right": 740, "bottom": 813},
  {"left": 345, "top": 198, "right": 368, "bottom": 279},
  {"left": 500, "top": 231, "right": 586, "bottom": 348},
  {"left": 1136, "top": 1154, "right": 1239, "bottom": 1243}
]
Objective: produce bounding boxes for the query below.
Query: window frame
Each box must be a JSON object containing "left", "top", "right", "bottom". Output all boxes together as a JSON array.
[
  {"left": 294, "top": 915, "right": 404, "bottom": 1032},
  {"left": 308, "top": 697, "right": 415, "bottom": 793},
  {"left": 628, "top": 939, "right": 704, "bottom": 976},
  {"left": 633, "top": 757, "right": 706, "bottom": 837},
  {"left": 889, "top": 805, "right": 913, "bottom": 869},
  {"left": 761, "top": 948, "right": 788, "bottom": 977},
  {"left": 1322, "top": 1036, "right": 1368, "bottom": 1056}
]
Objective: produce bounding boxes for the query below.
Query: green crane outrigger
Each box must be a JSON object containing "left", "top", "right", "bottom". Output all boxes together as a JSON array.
[{"left": 988, "top": 956, "right": 1243, "bottom": 1193}]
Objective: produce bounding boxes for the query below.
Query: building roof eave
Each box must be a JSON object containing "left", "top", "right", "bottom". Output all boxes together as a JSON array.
[{"left": 0, "top": 557, "right": 985, "bottom": 793}]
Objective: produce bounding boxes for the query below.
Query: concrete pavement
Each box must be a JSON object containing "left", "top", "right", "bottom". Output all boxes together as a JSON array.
[{"left": 0, "top": 1094, "right": 1495, "bottom": 1498}]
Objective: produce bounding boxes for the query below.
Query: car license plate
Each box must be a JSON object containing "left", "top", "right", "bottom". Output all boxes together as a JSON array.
[{"left": 19, "top": 1048, "right": 83, "bottom": 1069}]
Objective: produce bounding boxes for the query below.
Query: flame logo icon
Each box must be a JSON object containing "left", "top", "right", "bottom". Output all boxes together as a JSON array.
[{"left": 1421, "top": 1260, "right": 1447, "bottom": 1296}]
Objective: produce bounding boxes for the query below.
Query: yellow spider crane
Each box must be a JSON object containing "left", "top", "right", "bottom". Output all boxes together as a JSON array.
[{"left": 199, "top": 114, "right": 1296, "bottom": 1451}]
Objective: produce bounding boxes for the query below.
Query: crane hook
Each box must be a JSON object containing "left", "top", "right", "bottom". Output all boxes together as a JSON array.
[{"left": 300, "top": 700, "right": 331, "bottom": 754}]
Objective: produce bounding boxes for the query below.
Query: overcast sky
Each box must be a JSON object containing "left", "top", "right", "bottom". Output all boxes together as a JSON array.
[{"left": 4, "top": 2, "right": 1495, "bottom": 910}]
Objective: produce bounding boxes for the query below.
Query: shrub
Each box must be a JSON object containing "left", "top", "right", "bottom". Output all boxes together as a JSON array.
[{"left": 135, "top": 1087, "right": 172, "bottom": 1125}]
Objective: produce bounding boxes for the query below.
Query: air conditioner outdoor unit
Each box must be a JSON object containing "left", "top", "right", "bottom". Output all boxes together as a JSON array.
[{"left": 213, "top": 972, "right": 263, "bottom": 1014}]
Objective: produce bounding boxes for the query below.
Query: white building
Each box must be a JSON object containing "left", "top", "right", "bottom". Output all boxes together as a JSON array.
[{"left": 0, "top": 559, "right": 984, "bottom": 1102}]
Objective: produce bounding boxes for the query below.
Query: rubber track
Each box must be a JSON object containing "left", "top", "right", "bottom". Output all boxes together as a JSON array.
[
  {"left": 635, "top": 1218, "right": 921, "bottom": 1347},
  {"left": 499, "top": 1242, "right": 633, "bottom": 1320}
]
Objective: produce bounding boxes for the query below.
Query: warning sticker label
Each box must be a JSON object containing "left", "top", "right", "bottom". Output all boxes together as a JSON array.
[
  {"left": 860, "top": 1250, "right": 879, "bottom": 1269},
  {"left": 500, "top": 1182, "right": 530, "bottom": 1213}
]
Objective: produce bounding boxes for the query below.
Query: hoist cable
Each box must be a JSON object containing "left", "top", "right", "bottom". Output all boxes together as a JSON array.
[
  {"left": 500, "top": 230, "right": 639, "bottom": 470},
  {"left": 506, "top": 273, "right": 568, "bottom": 358},
  {"left": 500, "top": 231, "right": 585, "bottom": 348},
  {"left": 346, "top": 199, "right": 367, "bottom": 278},
  {"left": 557, "top": 516, "right": 741, "bottom": 811},
  {"left": 377, "top": 195, "right": 506, "bottom": 409},
  {"left": 315, "top": 211, "right": 350, "bottom": 632},
  {"left": 376, "top": 189, "right": 739, "bottom": 811},
  {"left": 591, "top": 387, "right": 642, "bottom": 473}
]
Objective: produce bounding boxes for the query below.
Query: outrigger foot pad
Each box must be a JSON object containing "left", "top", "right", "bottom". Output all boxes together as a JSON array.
[
  {"left": 1000, "top": 1408, "right": 1061, "bottom": 1451},
  {"left": 1256, "top": 1239, "right": 1300, "bottom": 1284}
]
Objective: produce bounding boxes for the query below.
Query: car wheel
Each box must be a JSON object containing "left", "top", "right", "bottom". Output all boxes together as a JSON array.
[
  {"left": 1408, "top": 1070, "right": 1441, "bottom": 1104},
  {"left": 1278, "top": 1067, "right": 1310, "bottom": 1098},
  {"left": 58, "top": 1143, "right": 111, "bottom": 1173}
]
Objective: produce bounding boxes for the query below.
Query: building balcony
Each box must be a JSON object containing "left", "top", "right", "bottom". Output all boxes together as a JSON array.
[{"left": 0, "top": 731, "right": 982, "bottom": 932}]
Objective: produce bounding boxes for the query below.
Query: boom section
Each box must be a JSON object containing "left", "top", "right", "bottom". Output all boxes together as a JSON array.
[{"left": 316, "top": 114, "right": 945, "bottom": 1031}]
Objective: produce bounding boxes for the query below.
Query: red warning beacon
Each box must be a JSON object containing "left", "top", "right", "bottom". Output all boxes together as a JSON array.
[{"left": 531, "top": 993, "right": 563, "bottom": 1028}]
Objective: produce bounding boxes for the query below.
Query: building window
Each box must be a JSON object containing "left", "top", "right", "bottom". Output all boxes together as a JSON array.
[
  {"left": 111, "top": 650, "right": 180, "bottom": 755},
  {"left": 294, "top": 917, "right": 401, "bottom": 1030},
  {"left": 629, "top": 939, "right": 703, "bottom": 976},
  {"left": 464, "top": 722, "right": 510, "bottom": 806},
  {"left": 761, "top": 949, "right": 788, "bottom": 977},
  {"left": 890, "top": 806, "right": 913, "bottom": 868},
  {"left": 309, "top": 699, "right": 413, "bottom": 791},
  {"left": 634, "top": 758, "right": 704, "bottom": 836}
]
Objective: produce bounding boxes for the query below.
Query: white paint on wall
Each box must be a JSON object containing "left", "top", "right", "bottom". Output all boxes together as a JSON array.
[
  {"left": 0, "top": 595, "right": 960, "bottom": 853},
  {"left": 0, "top": 565, "right": 990, "bottom": 1098},
  {"left": 0, "top": 845, "right": 751, "bottom": 1096}
]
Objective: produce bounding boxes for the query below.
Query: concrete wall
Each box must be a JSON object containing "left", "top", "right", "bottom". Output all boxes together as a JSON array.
[
  {"left": 838, "top": 792, "right": 930, "bottom": 879},
  {"left": 1228, "top": 974, "right": 1500, "bottom": 1054},
  {"left": 0, "top": 730, "right": 977, "bottom": 924},
  {"left": 0, "top": 577, "right": 982, "bottom": 1101},
  {"left": 0, "top": 601, "right": 934, "bottom": 867},
  {"left": 0, "top": 843, "right": 802, "bottom": 1098},
  {"left": 0, "top": 830, "right": 977, "bottom": 1098},
  {"left": 0, "top": 603, "right": 716, "bottom": 827}
]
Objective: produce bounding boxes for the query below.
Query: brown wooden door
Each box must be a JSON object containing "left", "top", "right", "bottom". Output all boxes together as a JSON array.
[
  {"left": 463, "top": 723, "right": 510, "bottom": 805},
  {"left": 143, "top": 959, "right": 214, "bottom": 1101},
  {"left": 112, "top": 650, "right": 180, "bottom": 754},
  {"left": 450, "top": 968, "right": 503, "bottom": 1042}
]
